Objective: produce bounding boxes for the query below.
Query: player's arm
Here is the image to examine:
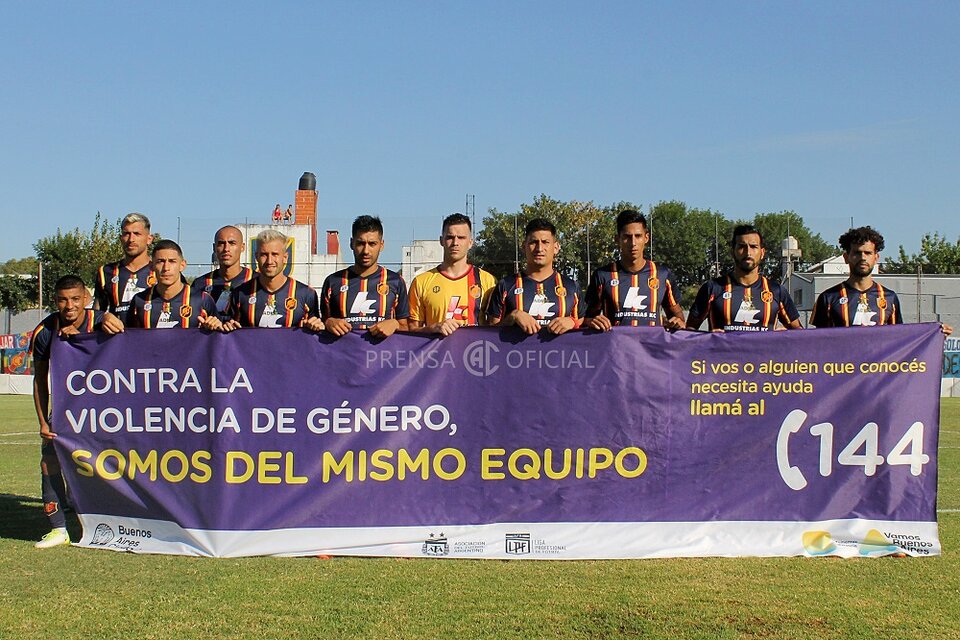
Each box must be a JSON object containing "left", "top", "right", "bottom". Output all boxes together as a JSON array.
[
  {"left": 685, "top": 284, "right": 711, "bottom": 331},
  {"left": 33, "top": 359, "right": 54, "bottom": 440},
  {"left": 198, "top": 293, "right": 223, "bottom": 331},
  {"left": 100, "top": 311, "right": 126, "bottom": 335},
  {"left": 660, "top": 275, "right": 686, "bottom": 331},
  {"left": 582, "top": 271, "right": 612, "bottom": 332},
  {"left": 779, "top": 290, "right": 804, "bottom": 330},
  {"left": 809, "top": 294, "right": 829, "bottom": 328},
  {"left": 219, "top": 289, "right": 243, "bottom": 332}
]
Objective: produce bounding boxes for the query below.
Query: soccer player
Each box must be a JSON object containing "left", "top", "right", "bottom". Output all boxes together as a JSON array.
[
  {"left": 30, "top": 275, "right": 104, "bottom": 548},
  {"left": 312, "top": 215, "right": 409, "bottom": 339},
  {"left": 810, "top": 226, "right": 953, "bottom": 335},
  {"left": 93, "top": 212, "right": 155, "bottom": 317},
  {"left": 488, "top": 217, "right": 583, "bottom": 335},
  {"left": 687, "top": 224, "right": 802, "bottom": 332},
  {"left": 584, "top": 209, "right": 685, "bottom": 331},
  {"left": 408, "top": 213, "right": 497, "bottom": 336},
  {"left": 220, "top": 229, "right": 319, "bottom": 329},
  {"left": 192, "top": 225, "right": 254, "bottom": 316},
  {"left": 124, "top": 240, "right": 221, "bottom": 330}
]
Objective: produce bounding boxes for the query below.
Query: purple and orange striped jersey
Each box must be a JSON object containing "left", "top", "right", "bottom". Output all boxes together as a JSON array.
[
  {"left": 320, "top": 266, "right": 410, "bottom": 329},
  {"left": 94, "top": 261, "right": 156, "bottom": 316},
  {"left": 226, "top": 277, "right": 319, "bottom": 328},
  {"left": 688, "top": 275, "right": 800, "bottom": 332},
  {"left": 126, "top": 286, "right": 218, "bottom": 329},
  {"left": 191, "top": 267, "right": 255, "bottom": 315},
  {"left": 488, "top": 272, "right": 584, "bottom": 327},
  {"left": 30, "top": 310, "right": 103, "bottom": 361},
  {"left": 810, "top": 281, "right": 902, "bottom": 328},
  {"left": 585, "top": 260, "right": 680, "bottom": 327}
]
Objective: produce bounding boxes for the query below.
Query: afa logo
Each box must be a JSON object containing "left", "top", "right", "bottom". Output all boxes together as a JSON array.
[
  {"left": 422, "top": 532, "right": 449, "bottom": 556},
  {"left": 91, "top": 523, "right": 116, "bottom": 546}
]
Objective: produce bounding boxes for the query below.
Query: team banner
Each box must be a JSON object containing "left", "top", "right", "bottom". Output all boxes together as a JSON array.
[{"left": 51, "top": 324, "right": 943, "bottom": 559}]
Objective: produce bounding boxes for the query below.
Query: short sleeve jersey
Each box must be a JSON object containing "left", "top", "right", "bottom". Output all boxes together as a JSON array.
[
  {"left": 585, "top": 260, "right": 680, "bottom": 327},
  {"left": 226, "top": 277, "right": 319, "bottom": 328},
  {"left": 126, "top": 286, "right": 218, "bottom": 329},
  {"left": 488, "top": 272, "right": 584, "bottom": 327},
  {"left": 191, "top": 267, "right": 255, "bottom": 315},
  {"left": 320, "top": 266, "right": 410, "bottom": 329},
  {"left": 688, "top": 275, "right": 800, "bottom": 332},
  {"left": 408, "top": 266, "right": 497, "bottom": 327},
  {"left": 94, "top": 261, "right": 156, "bottom": 316},
  {"left": 810, "top": 282, "right": 902, "bottom": 328},
  {"left": 30, "top": 310, "right": 104, "bottom": 362}
]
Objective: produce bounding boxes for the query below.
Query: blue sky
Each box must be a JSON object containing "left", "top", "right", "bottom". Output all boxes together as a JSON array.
[{"left": 2, "top": 1, "right": 958, "bottom": 275}]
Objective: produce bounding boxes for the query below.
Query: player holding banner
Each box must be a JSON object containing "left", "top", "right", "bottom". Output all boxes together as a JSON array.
[
  {"left": 311, "top": 215, "right": 409, "bottom": 339},
  {"left": 221, "top": 229, "right": 319, "bottom": 330},
  {"left": 488, "top": 217, "right": 583, "bottom": 334},
  {"left": 687, "top": 224, "right": 802, "bottom": 332},
  {"left": 30, "top": 276, "right": 106, "bottom": 548},
  {"left": 123, "top": 240, "right": 220, "bottom": 330},
  {"left": 583, "top": 209, "right": 685, "bottom": 331},
  {"left": 811, "top": 226, "right": 952, "bottom": 335}
]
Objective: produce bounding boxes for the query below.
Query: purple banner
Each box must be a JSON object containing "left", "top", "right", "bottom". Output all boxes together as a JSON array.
[{"left": 51, "top": 324, "right": 943, "bottom": 558}]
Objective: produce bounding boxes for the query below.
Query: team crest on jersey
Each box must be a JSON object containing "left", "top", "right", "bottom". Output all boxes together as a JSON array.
[
  {"left": 761, "top": 291, "right": 773, "bottom": 303},
  {"left": 555, "top": 286, "right": 566, "bottom": 297},
  {"left": 248, "top": 296, "right": 257, "bottom": 305},
  {"left": 340, "top": 284, "right": 350, "bottom": 292},
  {"left": 144, "top": 303, "right": 153, "bottom": 311},
  {"left": 110, "top": 275, "right": 119, "bottom": 284},
  {"left": 432, "top": 285, "right": 441, "bottom": 293},
  {"left": 610, "top": 278, "right": 619, "bottom": 286},
  {"left": 513, "top": 287, "right": 524, "bottom": 294},
  {"left": 469, "top": 284, "right": 482, "bottom": 299},
  {"left": 878, "top": 298, "right": 887, "bottom": 309},
  {"left": 647, "top": 277, "right": 659, "bottom": 289},
  {"left": 722, "top": 292, "right": 732, "bottom": 299},
  {"left": 839, "top": 296, "right": 848, "bottom": 304},
  {"left": 179, "top": 305, "right": 192, "bottom": 318},
  {"left": 284, "top": 297, "right": 298, "bottom": 311},
  {"left": 147, "top": 272, "right": 157, "bottom": 286},
  {"left": 377, "top": 282, "right": 390, "bottom": 295}
]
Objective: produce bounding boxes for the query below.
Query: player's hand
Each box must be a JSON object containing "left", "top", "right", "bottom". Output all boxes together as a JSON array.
[
  {"left": 324, "top": 318, "right": 352, "bottom": 337},
  {"left": 101, "top": 312, "right": 125, "bottom": 335},
  {"left": 58, "top": 324, "right": 80, "bottom": 338},
  {"left": 584, "top": 315, "right": 612, "bottom": 332},
  {"left": 664, "top": 316, "right": 686, "bottom": 332},
  {"left": 546, "top": 316, "right": 576, "bottom": 335},
  {"left": 40, "top": 421, "right": 56, "bottom": 441},
  {"left": 220, "top": 319, "right": 242, "bottom": 333},
  {"left": 300, "top": 317, "right": 324, "bottom": 333},
  {"left": 199, "top": 315, "right": 223, "bottom": 332},
  {"left": 368, "top": 319, "right": 399, "bottom": 339},
  {"left": 943, "top": 323, "right": 954, "bottom": 337},
  {"left": 510, "top": 310, "right": 540, "bottom": 335},
  {"left": 431, "top": 320, "right": 461, "bottom": 337}
]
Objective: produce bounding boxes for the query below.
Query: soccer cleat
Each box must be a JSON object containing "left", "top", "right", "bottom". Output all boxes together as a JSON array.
[{"left": 35, "top": 528, "right": 70, "bottom": 549}]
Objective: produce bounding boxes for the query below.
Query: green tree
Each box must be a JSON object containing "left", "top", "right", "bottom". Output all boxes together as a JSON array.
[
  {"left": 33, "top": 212, "right": 123, "bottom": 310},
  {"left": 648, "top": 201, "right": 733, "bottom": 302},
  {"left": 0, "top": 257, "right": 39, "bottom": 313},
  {"left": 747, "top": 211, "right": 834, "bottom": 280},
  {"left": 473, "top": 194, "right": 617, "bottom": 286},
  {"left": 886, "top": 232, "right": 960, "bottom": 274}
]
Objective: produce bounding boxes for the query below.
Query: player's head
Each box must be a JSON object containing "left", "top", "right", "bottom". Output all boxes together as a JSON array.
[
  {"left": 120, "top": 213, "right": 153, "bottom": 259},
  {"left": 440, "top": 213, "right": 473, "bottom": 264},
  {"left": 255, "top": 229, "right": 288, "bottom": 278},
  {"left": 213, "top": 226, "right": 244, "bottom": 269},
  {"left": 615, "top": 209, "right": 649, "bottom": 263},
  {"left": 730, "top": 224, "right": 765, "bottom": 274},
  {"left": 151, "top": 239, "right": 186, "bottom": 286},
  {"left": 839, "top": 226, "right": 885, "bottom": 277},
  {"left": 524, "top": 218, "right": 560, "bottom": 271},
  {"left": 351, "top": 215, "right": 385, "bottom": 269},
  {"left": 53, "top": 275, "right": 89, "bottom": 324}
]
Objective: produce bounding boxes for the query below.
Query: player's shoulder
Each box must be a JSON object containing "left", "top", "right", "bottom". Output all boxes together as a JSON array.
[
  {"left": 192, "top": 270, "right": 216, "bottom": 289},
  {"left": 411, "top": 266, "right": 442, "bottom": 287},
  {"left": 475, "top": 266, "right": 498, "bottom": 287}
]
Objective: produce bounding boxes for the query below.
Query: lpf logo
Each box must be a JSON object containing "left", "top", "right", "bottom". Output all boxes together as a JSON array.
[
  {"left": 505, "top": 533, "right": 531, "bottom": 555},
  {"left": 463, "top": 339, "right": 499, "bottom": 377}
]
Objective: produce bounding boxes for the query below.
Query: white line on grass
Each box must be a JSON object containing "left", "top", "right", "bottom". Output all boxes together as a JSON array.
[
  {"left": 0, "top": 442, "right": 34, "bottom": 446},
  {"left": 938, "top": 509, "right": 960, "bottom": 513},
  {"left": 0, "top": 432, "right": 34, "bottom": 437}
]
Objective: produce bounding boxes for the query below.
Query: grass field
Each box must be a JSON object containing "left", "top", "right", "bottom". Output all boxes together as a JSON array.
[{"left": 1, "top": 395, "right": 958, "bottom": 640}]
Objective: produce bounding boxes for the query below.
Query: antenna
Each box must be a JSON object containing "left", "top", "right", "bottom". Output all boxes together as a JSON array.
[{"left": 465, "top": 194, "right": 475, "bottom": 230}]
